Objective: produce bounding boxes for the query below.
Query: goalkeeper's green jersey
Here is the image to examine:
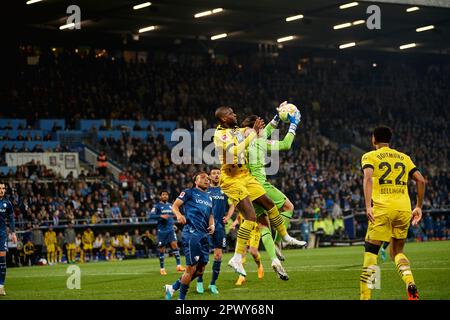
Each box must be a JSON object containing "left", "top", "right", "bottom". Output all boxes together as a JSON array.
[{"left": 247, "top": 123, "right": 295, "bottom": 183}]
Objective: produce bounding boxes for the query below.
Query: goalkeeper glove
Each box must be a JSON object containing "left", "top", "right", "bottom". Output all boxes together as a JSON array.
[
  {"left": 288, "top": 110, "right": 301, "bottom": 135},
  {"left": 270, "top": 114, "right": 280, "bottom": 127}
]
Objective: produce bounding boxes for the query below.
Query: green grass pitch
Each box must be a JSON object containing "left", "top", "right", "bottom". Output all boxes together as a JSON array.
[{"left": 3, "top": 241, "right": 450, "bottom": 300}]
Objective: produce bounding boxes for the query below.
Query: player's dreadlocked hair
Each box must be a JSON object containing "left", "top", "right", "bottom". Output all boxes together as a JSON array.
[{"left": 241, "top": 115, "right": 258, "bottom": 128}]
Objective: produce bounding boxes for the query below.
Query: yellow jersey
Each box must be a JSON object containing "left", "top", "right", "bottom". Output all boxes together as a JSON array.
[
  {"left": 361, "top": 146, "right": 418, "bottom": 211},
  {"left": 44, "top": 231, "right": 57, "bottom": 246},
  {"left": 82, "top": 231, "right": 94, "bottom": 245},
  {"left": 213, "top": 125, "right": 257, "bottom": 177}
]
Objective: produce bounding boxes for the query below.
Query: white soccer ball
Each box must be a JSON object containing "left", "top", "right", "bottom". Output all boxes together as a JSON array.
[
  {"left": 278, "top": 103, "right": 298, "bottom": 123},
  {"left": 38, "top": 258, "right": 48, "bottom": 266}
]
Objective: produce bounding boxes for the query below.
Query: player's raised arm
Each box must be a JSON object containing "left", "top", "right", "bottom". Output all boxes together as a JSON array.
[
  {"left": 267, "top": 110, "right": 301, "bottom": 151},
  {"left": 264, "top": 101, "right": 288, "bottom": 137},
  {"left": 410, "top": 170, "right": 426, "bottom": 226},
  {"left": 172, "top": 198, "right": 186, "bottom": 225}
]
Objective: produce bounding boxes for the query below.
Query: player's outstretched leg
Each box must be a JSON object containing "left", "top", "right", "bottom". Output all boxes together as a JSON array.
[
  {"left": 0, "top": 254, "right": 7, "bottom": 296},
  {"left": 196, "top": 276, "right": 204, "bottom": 294},
  {"left": 255, "top": 196, "right": 306, "bottom": 248},
  {"left": 360, "top": 241, "right": 380, "bottom": 300},
  {"left": 208, "top": 259, "right": 221, "bottom": 294},
  {"left": 165, "top": 278, "right": 181, "bottom": 300},
  {"left": 173, "top": 250, "right": 185, "bottom": 272},
  {"left": 379, "top": 242, "right": 389, "bottom": 262},
  {"left": 159, "top": 247, "right": 167, "bottom": 275},
  {"left": 390, "top": 239, "right": 419, "bottom": 300},
  {"left": 274, "top": 203, "right": 294, "bottom": 259},
  {"left": 228, "top": 197, "right": 256, "bottom": 277},
  {"left": 260, "top": 225, "right": 288, "bottom": 280}
]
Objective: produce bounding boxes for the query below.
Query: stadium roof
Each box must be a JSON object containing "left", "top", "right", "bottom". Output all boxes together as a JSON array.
[{"left": 15, "top": 0, "right": 450, "bottom": 54}]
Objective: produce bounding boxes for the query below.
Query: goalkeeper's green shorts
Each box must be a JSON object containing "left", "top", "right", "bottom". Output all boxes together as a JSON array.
[{"left": 253, "top": 180, "right": 287, "bottom": 217}]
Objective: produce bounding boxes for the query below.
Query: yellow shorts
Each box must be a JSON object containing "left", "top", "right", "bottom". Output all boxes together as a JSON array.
[
  {"left": 247, "top": 225, "right": 261, "bottom": 249},
  {"left": 220, "top": 171, "right": 266, "bottom": 206},
  {"left": 66, "top": 243, "right": 76, "bottom": 250},
  {"left": 83, "top": 244, "right": 93, "bottom": 250},
  {"left": 46, "top": 244, "right": 55, "bottom": 253},
  {"left": 365, "top": 207, "right": 411, "bottom": 242}
]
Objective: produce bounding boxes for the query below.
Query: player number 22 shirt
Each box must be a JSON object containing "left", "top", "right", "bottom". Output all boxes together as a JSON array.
[{"left": 361, "top": 146, "right": 418, "bottom": 211}]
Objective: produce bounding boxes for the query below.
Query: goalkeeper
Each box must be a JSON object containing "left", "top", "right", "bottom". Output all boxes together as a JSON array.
[{"left": 241, "top": 102, "right": 304, "bottom": 265}]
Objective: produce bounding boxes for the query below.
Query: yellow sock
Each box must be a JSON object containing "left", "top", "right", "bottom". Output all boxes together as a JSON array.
[
  {"left": 267, "top": 206, "right": 287, "bottom": 238},
  {"left": 360, "top": 252, "right": 378, "bottom": 300},
  {"left": 395, "top": 253, "right": 415, "bottom": 285},
  {"left": 236, "top": 220, "right": 256, "bottom": 255},
  {"left": 47, "top": 253, "right": 51, "bottom": 263}
]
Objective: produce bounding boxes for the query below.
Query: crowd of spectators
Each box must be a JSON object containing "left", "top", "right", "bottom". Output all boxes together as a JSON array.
[{"left": 6, "top": 227, "right": 161, "bottom": 267}]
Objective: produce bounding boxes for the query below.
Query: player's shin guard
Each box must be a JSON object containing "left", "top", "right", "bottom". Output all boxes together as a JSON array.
[
  {"left": 274, "top": 210, "right": 293, "bottom": 243},
  {"left": 159, "top": 252, "right": 165, "bottom": 269},
  {"left": 267, "top": 206, "right": 287, "bottom": 238},
  {"left": 210, "top": 260, "right": 221, "bottom": 285},
  {"left": 360, "top": 242, "right": 380, "bottom": 300},
  {"left": 0, "top": 256, "right": 6, "bottom": 286},
  {"left": 179, "top": 283, "right": 189, "bottom": 300},
  {"left": 173, "top": 250, "right": 181, "bottom": 266},
  {"left": 260, "top": 227, "right": 277, "bottom": 262},
  {"left": 236, "top": 220, "right": 255, "bottom": 255},
  {"left": 394, "top": 253, "right": 415, "bottom": 286}
]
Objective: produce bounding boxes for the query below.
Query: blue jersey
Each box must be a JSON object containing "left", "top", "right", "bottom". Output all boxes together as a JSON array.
[
  {"left": 177, "top": 188, "right": 213, "bottom": 235},
  {"left": 152, "top": 202, "right": 175, "bottom": 233},
  {"left": 207, "top": 186, "right": 228, "bottom": 229},
  {"left": 0, "top": 197, "right": 15, "bottom": 233}
]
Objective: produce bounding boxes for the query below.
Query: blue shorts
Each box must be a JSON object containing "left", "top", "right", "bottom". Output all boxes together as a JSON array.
[
  {"left": 182, "top": 230, "right": 209, "bottom": 266},
  {"left": 209, "top": 227, "right": 226, "bottom": 249},
  {"left": 0, "top": 232, "right": 7, "bottom": 252},
  {"left": 158, "top": 230, "right": 177, "bottom": 247}
]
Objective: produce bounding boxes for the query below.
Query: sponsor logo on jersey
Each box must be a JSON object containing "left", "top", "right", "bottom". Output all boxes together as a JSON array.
[{"left": 195, "top": 198, "right": 212, "bottom": 207}]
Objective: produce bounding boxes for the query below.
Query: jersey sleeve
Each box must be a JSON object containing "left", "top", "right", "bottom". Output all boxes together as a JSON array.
[
  {"left": 361, "top": 152, "right": 375, "bottom": 171},
  {"left": 263, "top": 122, "right": 275, "bottom": 139},
  {"left": 266, "top": 132, "right": 295, "bottom": 151},
  {"left": 406, "top": 156, "right": 419, "bottom": 178},
  {"left": 213, "top": 128, "right": 257, "bottom": 163},
  {"left": 177, "top": 189, "right": 192, "bottom": 203}
]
